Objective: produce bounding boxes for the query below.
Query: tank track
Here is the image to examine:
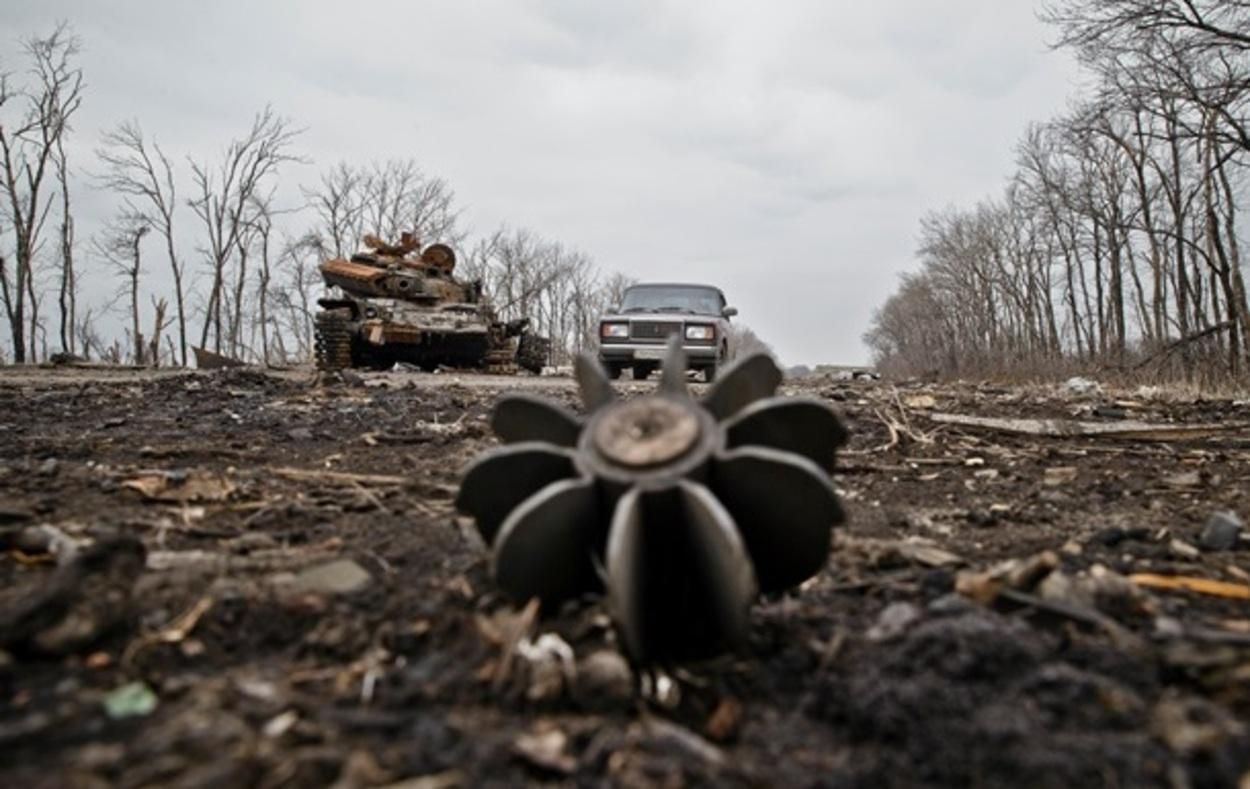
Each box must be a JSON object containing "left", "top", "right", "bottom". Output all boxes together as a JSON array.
[
  {"left": 483, "top": 345, "right": 517, "bottom": 375},
  {"left": 516, "top": 333, "right": 550, "bottom": 375},
  {"left": 314, "top": 309, "right": 354, "bottom": 371}
]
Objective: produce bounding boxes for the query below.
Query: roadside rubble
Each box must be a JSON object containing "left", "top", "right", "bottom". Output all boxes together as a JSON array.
[{"left": 0, "top": 367, "right": 1248, "bottom": 786}]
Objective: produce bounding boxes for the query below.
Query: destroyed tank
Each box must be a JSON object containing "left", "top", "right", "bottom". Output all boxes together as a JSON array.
[{"left": 314, "top": 233, "right": 550, "bottom": 374}]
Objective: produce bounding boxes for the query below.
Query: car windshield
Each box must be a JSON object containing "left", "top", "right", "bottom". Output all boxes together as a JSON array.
[{"left": 620, "top": 285, "right": 723, "bottom": 316}]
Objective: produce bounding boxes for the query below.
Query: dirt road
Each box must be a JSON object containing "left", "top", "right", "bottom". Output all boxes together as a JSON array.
[{"left": 1, "top": 365, "right": 1248, "bottom": 787}]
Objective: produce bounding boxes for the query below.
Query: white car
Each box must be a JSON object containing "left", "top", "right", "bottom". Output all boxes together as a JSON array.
[{"left": 596, "top": 282, "right": 738, "bottom": 382}]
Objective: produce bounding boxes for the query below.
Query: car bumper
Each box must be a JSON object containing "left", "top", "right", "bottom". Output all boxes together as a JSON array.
[{"left": 599, "top": 343, "right": 719, "bottom": 365}]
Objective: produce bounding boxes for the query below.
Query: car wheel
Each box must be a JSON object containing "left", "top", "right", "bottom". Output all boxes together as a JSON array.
[
  {"left": 703, "top": 365, "right": 717, "bottom": 383},
  {"left": 632, "top": 364, "right": 654, "bottom": 381},
  {"left": 603, "top": 362, "right": 622, "bottom": 380}
]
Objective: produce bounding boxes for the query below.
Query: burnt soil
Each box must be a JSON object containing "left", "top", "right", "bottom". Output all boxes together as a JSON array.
[{"left": 1, "top": 367, "right": 1249, "bottom": 788}]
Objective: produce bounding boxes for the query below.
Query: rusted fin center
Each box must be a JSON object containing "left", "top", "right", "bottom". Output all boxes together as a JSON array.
[{"left": 593, "top": 397, "right": 700, "bottom": 468}]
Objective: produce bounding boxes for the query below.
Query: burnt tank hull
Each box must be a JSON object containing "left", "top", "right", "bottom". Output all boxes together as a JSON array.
[{"left": 313, "top": 237, "right": 549, "bottom": 374}]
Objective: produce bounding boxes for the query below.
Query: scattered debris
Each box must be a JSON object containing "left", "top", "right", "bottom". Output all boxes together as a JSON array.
[
  {"left": 704, "top": 696, "right": 744, "bottom": 742},
  {"left": 269, "top": 467, "right": 410, "bottom": 487},
  {"left": 1043, "top": 466, "right": 1078, "bottom": 486},
  {"left": 1062, "top": 376, "right": 1102, "bottom": 396},
  {"left": 1129, "top": 573, "right": 1250, "bottom": 600},
  {"left": 956, "top": 551, "right": 1059, "bottom": 603},
  {"left": 928, "top": 411, "right": 1250, "bottom": 441},
  {"left": 123, "top": 471, "right": 236, "bottom": 503},
  {"left": 0, "top": 536, "right": 146, "bottom": 656},
  {"left": 903, "top": 393, "right": 937, "bottom": 410},
  {"left": 5, "top": 362, "right": 1250, "bottom": 787},
  {"left": 515, "top": 632, "right": 575, "bottom": 701},
  {"left": 288, "top": 559, "right": 373, "bottom": 596},
  {"left": 192, "top": 346, "right": 247, "bottom": 370},
  {"left": 512, "top": 724, "right": 576, "bottom": 775},
  {"left": 1200, "top": 510, "right": 1243, "bottom": 552},
  {"left": 866, "top": 601, "right": 922, "bottom": 641}
]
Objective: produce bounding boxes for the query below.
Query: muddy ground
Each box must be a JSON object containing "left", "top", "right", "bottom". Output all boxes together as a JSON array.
[{"left": 1, "top": 365, "right": 1249, "bottom": 788}]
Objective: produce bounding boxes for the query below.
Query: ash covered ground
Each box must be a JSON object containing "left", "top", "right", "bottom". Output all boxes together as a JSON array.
[{"left": 1, "top": 366, "right": 1249, "bottom": 787}]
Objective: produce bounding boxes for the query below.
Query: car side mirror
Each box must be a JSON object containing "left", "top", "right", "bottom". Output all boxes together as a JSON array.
[
  {"left": 610, "top": 304, "right": 620, "bottom": 313},
  {"left": 722, "top": 306, "right": 738, "bottom": 318}
]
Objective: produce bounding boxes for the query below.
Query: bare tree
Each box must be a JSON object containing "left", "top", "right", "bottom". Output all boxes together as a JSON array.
[
  {"left": 304, "top": 158, "right": 463, "bottom": 254},
  {"left": 94, "top": 216, "right": 150, "bottom": 364},
  {"left": 147, "top": 296, "right": 170, "bottom": 367},
  {"left": 0, "top": 23, "right": 83, "bottom": 363},
  {"left": 96, "top": 120, "right": 189, "bottom": 364},
  {"left": 269, "top": 233, "right": 323, "bottom": 361},
  {"left": 54, "top": 127, "right": 75, "bottom": 355},
  {"left": 189, "top": 106, "right": 302, "bottom": 353},
  {"left": 870, "top": 3, "right": 1250, "bottom": 383}
]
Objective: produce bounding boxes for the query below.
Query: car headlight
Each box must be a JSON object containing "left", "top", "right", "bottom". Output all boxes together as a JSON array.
[
  {"left": 601, "top": 322, "right": 629, "bottom": 339},
  {"left": 685, "top": 324, "right": 715, "bottom": 341}
]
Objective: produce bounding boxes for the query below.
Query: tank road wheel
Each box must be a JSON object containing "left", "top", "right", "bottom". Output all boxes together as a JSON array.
[
  {"left": 314, "top": 309, "right": 353, "bottom": 371},
  {"left": 516, "top": 333, "right": 550, "bottom": 375},
  {"left": 483, "top": 346, "right": 516, "bottom": 374}
]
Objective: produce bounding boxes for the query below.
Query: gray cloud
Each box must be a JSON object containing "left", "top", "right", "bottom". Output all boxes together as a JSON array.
[{"left": 0, "top": 0, "right": 1077, "bottom": 365}]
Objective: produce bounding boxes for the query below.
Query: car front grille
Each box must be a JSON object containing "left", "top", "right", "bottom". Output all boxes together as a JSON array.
[{"left": 630, "top": 321, "right": 683, "bottom": 340}]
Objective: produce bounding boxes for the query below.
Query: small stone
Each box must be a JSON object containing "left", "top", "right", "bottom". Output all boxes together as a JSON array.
[
  {"left": 576, "top": 649, "right": 633, "bottom": 704},
  {"left": 102, "top": 681, "right": 158, "bottom": 719},
  {"left": 1153, "top": 616, "right": 1185, "bottom": 639},
  {"left": 1199, "top": 511, "right": 1243, "bottom": 552},
  {"left": 37, "top": 458, "right": 59, "bottom": 476},
  {"left": 867, "top": 601, "right": 922, "bottom": 642},
  {"left": 966, "top": 508, "right": 998, "bottom": 528},
  {"left": 290, "top": 559, "right": 372, "bottom": 596},
  {"left": 513, "top": 726, "right": 575, "bottom": 775},
  {"left": 928, "top": 593, "right": 978, "bottom": 617},
  {"left": 286, "top": 427, "right": 314, "bottom": 441}
]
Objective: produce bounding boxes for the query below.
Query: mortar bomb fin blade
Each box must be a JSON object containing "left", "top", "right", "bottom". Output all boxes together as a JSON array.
[
  {"left": 658, "top": 335, "right": 690, "bottom": 398},
  {"left": 456, "top": 443, "right": 578, "bottom": 544},
  {"left": 606, "top": 482, "right": 756, "bottom": 661},
  {"left": 712, "top": 446, "right": 842, "bottom": 593},
  {"left": 575, "top": 352, "right": 616, "bottom": 413},
  {"left": 724, "top": 396, "right": 847, "bottom": 472},
  {"left": 493, "top": 476, "right": 604, "bottom": 604},
  {"left": 702, "top": 352, "right": 783, "bottom": 421},
  {"left": 492, "top": 394, "right": 583, "bottom": 447}
]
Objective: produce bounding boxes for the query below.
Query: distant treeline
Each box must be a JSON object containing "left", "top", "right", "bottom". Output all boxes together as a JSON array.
[
  {"left": 0, "top": 23, "right": 632, "bottom": 367},
  {"left": 866, "top": 1, "right": 1250, "bottom": 385}
]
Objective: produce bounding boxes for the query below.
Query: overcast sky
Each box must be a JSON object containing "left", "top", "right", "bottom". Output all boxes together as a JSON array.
[{"left": 2, "top": 0, "right": 1080, "bottom": 366}]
